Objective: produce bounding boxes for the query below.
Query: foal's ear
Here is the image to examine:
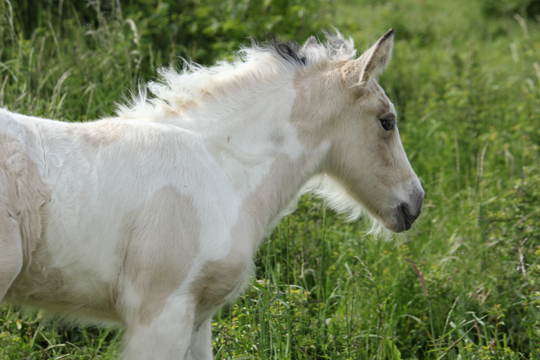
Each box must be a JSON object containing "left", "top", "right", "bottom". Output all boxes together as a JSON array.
[{"left": 342, "top": 29, "right": 394, "bottom": 89}]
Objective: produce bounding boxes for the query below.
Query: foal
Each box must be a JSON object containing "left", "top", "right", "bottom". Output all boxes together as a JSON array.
[{"left": 0, "top": 30, "right": 423, "bottom": 359}]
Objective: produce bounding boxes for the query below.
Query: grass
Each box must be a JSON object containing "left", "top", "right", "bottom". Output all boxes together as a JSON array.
[{"left": 1, "top": 0, "right": 540, "bottom": 358}]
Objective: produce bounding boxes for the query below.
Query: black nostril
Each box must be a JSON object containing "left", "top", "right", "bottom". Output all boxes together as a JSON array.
[
  {"left": 396, "top": 195, "right": 423, "bottom": 232},
  {"left": 399, "top": 202, "right": 418, "bottom": 229},
  {"left": 400, "top": 203, "right": 413, "bottom": 220},
  {"left": 400, "top": 203, "right": 408, "bottom": 217}
]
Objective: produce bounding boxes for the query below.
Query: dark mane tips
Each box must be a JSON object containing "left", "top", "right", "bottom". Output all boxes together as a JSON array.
[{"left": 252, "top": 35, "right": 308, "bottom": 66}]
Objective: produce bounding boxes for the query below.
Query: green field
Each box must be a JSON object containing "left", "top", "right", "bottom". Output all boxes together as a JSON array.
[{"left": 1, "top": 0, "right": 540, "bottom": 359}]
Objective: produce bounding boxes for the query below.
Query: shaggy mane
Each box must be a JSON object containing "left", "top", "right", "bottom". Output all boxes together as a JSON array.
[{"left": 116, "top": 31, "right": 356, "bottom": 120}]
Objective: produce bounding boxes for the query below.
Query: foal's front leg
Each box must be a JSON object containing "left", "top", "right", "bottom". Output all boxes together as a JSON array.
[
  {"left": 187, "top": 317, "right": 213, "bottom": 360},
  {"left": 123, "top": 295, "right": 196, "bottom": 360}
]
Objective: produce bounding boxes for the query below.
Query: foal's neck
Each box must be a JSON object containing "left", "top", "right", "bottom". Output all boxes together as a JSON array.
[{"left": 181, "top": 79, "right": 330, "bottom": 238}]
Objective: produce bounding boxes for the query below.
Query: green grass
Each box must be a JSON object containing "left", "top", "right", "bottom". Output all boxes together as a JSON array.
[{"left": 1, "top": 0, "right": 540, "bottom": 359}]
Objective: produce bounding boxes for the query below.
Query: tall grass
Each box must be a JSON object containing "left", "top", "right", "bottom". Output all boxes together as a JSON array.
[{"left": 0, "top": 0, "right": 539, "bottom": 359}]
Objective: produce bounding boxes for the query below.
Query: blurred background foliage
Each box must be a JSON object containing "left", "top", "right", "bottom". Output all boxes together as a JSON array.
[
  {"left": 480, "top": 0, "right": 540, "bottom": 19},
  {"left": 10, "top": 0, "right": 333, "bottom": 66}
]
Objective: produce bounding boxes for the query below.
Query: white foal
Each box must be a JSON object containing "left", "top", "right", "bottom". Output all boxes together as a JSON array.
[{"left": 0, "top": 29, "right": 423, "bottom": 359}]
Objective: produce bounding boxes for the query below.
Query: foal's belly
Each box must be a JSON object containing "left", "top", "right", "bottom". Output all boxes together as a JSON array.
[
  {"left": 7, "top": 254, "right": 123, "bottom": 324},
  {"left": 6, "top": 221, "right": 125, "bottom": 324}
]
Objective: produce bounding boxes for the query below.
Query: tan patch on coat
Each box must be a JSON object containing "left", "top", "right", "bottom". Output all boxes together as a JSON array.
[
  {"left": 121, "top": 186, "right": 201, "bottom": 326},
  {"left": 191, "top": 242, "right": 251, "bottom": 315},
  {"left": 64, "top": 120, "right": 130, "bottom": 147},
  {"left": 191, "top": 154, "right": 310, "bottom": 315},
  {"left": 290, "top": 63, "right": 345, "bottom": 147}
]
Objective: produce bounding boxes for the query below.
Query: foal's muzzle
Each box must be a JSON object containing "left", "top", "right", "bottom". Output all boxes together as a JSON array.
[{"left": 394, "top": 188, "right": 424, "bottom": 232}]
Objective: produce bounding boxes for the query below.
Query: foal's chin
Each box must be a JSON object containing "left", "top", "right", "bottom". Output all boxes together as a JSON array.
[
  {"left": 380, "top": 219, "right": 412, "bottom": 234},
  {"left": 380, "top": 203, "right": 423, "bottom": 233},
  {"left": 384, "top": 220, "right": 412, "bottom": 234}
]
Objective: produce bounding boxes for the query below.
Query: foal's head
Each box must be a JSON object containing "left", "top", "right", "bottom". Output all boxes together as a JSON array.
[{"left": 296, "top": 30, "right": 424, "bottom": 232}]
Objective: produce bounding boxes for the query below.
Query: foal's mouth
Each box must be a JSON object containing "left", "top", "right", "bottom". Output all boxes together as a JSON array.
[{"left": 391, "top": 198, "right": 423, "bottom": 233}]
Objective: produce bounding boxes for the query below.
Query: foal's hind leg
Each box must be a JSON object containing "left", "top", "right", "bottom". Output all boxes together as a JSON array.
[
  {"left": 122, "top": 294, "right": 196, "bottom": 360},
  {"left": 0, "top": 211, "right": 23, "bottom": 300}
]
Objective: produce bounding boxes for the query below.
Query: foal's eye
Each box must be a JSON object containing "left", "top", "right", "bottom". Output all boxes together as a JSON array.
[{"left": 379, "top": 117, "right": 395, "bottom": 131}]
